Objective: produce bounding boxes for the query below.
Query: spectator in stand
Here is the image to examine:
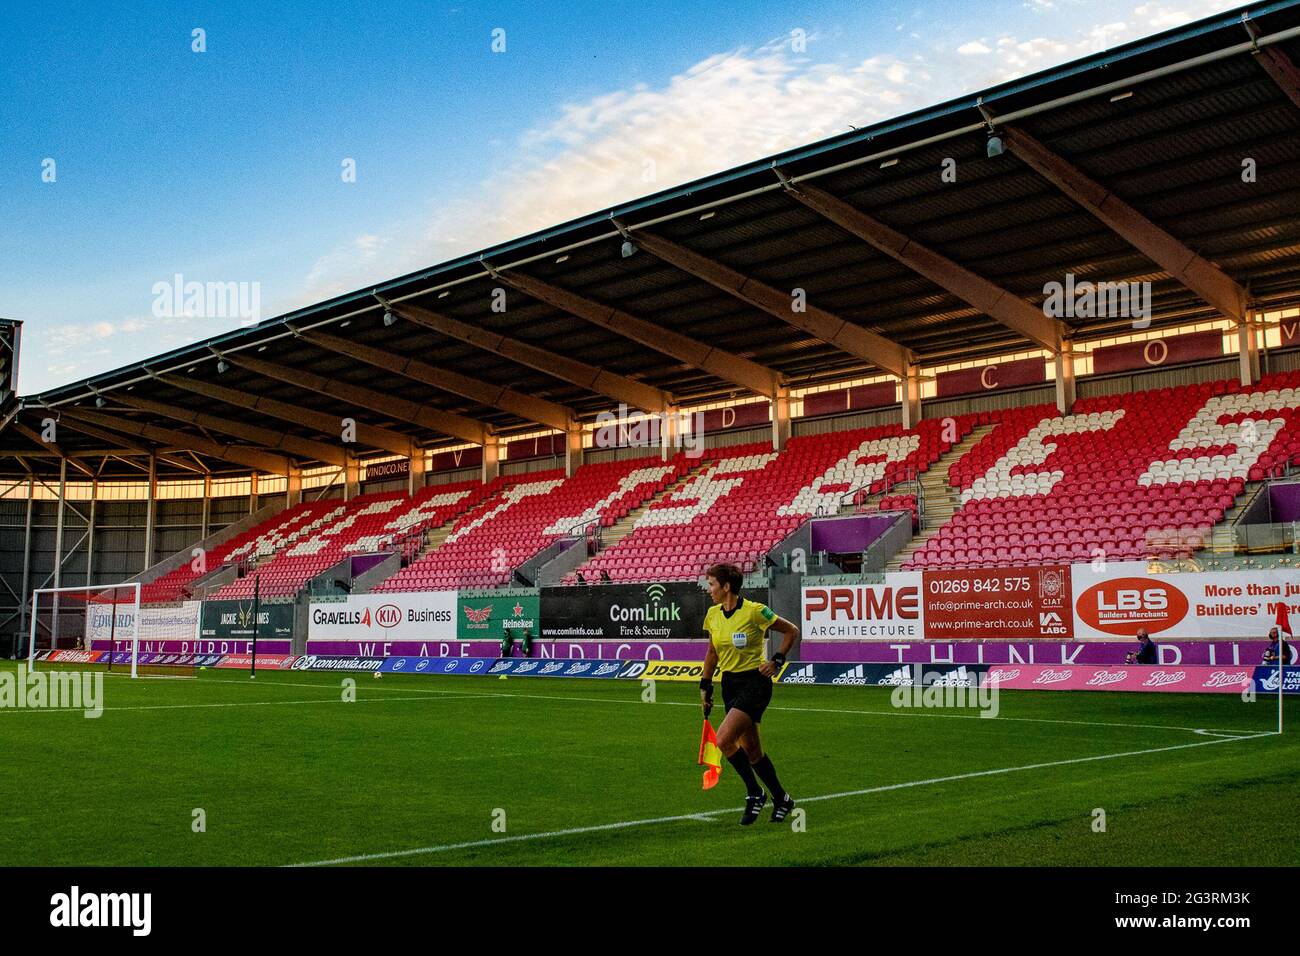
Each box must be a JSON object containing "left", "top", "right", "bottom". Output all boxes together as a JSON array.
[
  {"left": 1262, "top": 627, "right": 1295, "bottom": 665},
  {"left": 1125, "top": 629, "right": 1158, "bottom": 665}
]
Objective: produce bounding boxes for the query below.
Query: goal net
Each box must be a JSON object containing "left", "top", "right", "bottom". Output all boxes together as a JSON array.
[{"left": 28, "top": 583, "right": 142, "bottom": 678}]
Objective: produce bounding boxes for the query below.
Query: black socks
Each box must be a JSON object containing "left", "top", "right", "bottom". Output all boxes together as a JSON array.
[
  {"left": 727, "top": 750, "right": 762, "bottom": 797},
  {"left": 752, "top": 754, "right": 785, "bottom": 801},
  {"left": 728, "top": 750, "right": 786, "bottom": 800}
]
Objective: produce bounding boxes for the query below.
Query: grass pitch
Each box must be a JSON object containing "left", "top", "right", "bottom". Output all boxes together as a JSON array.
[{"left": 0, "top": 660, "right": 1295, "bottom": 867}]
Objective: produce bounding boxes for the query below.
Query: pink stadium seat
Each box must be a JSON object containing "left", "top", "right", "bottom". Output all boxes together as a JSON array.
[
  {"left": 371, "top": 454, "right": 686, "bottom": 591},
  {"left": 903, "top": 372, "right": 1300, "bottom": 570},
  {"left": 569, "top": 416, "right": 975, "bottom": 583}
]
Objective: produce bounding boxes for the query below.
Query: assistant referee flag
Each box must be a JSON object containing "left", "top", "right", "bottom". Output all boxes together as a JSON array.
[{"left": 698, "top": 720, "right": 722, "bottom": 790}]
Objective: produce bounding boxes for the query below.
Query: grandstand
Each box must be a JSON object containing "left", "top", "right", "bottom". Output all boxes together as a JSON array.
[{"left": 3, "top": 2, "right": 1300, "bottom": 657}]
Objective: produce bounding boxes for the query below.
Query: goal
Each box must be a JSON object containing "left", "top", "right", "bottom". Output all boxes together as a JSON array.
[{"left": 28, "top": 583, "right": 142, "bottom": 678}]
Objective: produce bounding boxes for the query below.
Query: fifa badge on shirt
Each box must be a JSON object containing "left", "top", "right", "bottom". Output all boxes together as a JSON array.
[{"left": 731, "top": 632, "right": 747, "bottom": 648}]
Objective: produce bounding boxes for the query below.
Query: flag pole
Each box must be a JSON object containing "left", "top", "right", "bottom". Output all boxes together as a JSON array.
[{"left": 1275, "top": 598, "right": 1290, "bottom": 736}]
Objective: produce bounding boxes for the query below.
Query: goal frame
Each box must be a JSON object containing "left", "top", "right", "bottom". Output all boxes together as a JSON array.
[{"left": 28, "top": 582, "right": 142, "bottom": 679}]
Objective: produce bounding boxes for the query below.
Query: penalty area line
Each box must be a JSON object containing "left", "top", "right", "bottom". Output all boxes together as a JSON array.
[{"left": 287, "top": 730, "right": 1276, "bottom": 867}]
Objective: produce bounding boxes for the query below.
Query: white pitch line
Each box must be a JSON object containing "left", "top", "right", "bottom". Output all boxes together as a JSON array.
[
  {"left": 288, "top": 730, "right": 1277, "bottom": 867},
  {"left": 201, "top": 675, "right": 1258, "bottom": 737}
]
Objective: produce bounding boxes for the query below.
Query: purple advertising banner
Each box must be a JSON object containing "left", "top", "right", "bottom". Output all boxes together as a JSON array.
[
  {"left": 1270, "top": 483, "right": 1300, "bottom": 523},
  {"left": 798, "top": 640, "right": 1272, "bottom": 666},
  {"left": 802, "top": 382, "right": 897, "bottom": 418},
  {"left": 935, "top": 356, "right": 1045, "bottom": 398},
  {"left": 1091, "top": 329, "right": 1224, "bottom": 375},
  {"left": 810, "top": 515, "right": 896, "bottom": 553},
  {"left": 350, "top": 553, "right": 391, "bottom": 577},
  {"left": 305, "top": 639, "right": 707, "bottom": 660},
  {"left": 280, "top": 638, "right": 1274, "bottom": 666},
  {"left": 429, "top": 446, "right": 482, "bottom": 473},
  {"left": 92, "top": 639, "right": 294, "bottom": 655}
]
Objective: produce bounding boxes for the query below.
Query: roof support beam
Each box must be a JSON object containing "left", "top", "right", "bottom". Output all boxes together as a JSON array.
[
  {"left": 773, "top": 177, "right": 1063, "bottom": 354},
  {"left": 488, "top": 258, "right": 783, "bottom": 399},
  {"left": 614, "top": 220, "right": 915, "bottom": 378},
  {"left": 112, "top": 392, "right": 348, "bottom": 467},
  {"left": 217, "top": 351, "right": 492, "bottom": 447},
  {"left": 59, "top": 407, "right": 293, "bottom": 476},
  {"left": 1254, "top": 43, "right": 1300, "bottom": 108},
  {"left": 10, "top": 421, "right": 97, "bottom": 479},
  {"left": 295, "top": 327, "right": 578, "bottom": 434},
  {"left": 1245, "top": 16, "right": 1300, "bottom": 110},
  {"left": 46, "top": 415, "right": 208, "bottom": 475},
  {"left": 1001, "top": 125, "right": 1248, "bottom": 322},
  {"left": 157, "top": 374, "right": 417, "bottom": 459},
  {"left": 383, "top": 300, "right": 674, "bottom": 414}
]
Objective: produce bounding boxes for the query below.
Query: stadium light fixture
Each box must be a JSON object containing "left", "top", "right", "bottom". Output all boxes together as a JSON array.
[
  {"left": 216, "top": 360, "right": 229, "bottom": 373},
  {"left": 879, "top": 158, "right": 899, "bottom": 169},
  {"left": 621, "top": 239, "right": 637, "bottom": 259},
  {"left": 94, "top": 395, "right": 106, "bottom": 408},
  {"left": 1109, "top": 90, "right": 1134, "bottom": 102},
  {"left": 554, "top": 255, "right": 570, "bottom": 264},
  {"left": 339, "top": 320, "right": 351, "bottom": 328},
  {"left": 975, "top": 96, "right": 1003, "bottom": 159},
  {"left": 698, "top": 211, "right": 715, "bottom": 221},
  {"left": 382, "top": 310, "right": 397, "bottom": 327}
]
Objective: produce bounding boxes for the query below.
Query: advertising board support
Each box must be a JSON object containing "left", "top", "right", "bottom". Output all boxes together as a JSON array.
[
  {"left": 250, "top": 575, "right": 260, "bottom": 680},
  {"left": 106, "top": 588, "right": 119, "bottom": 674}
]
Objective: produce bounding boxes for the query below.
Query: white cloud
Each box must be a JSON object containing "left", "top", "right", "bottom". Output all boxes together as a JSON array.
[
  {"left": 278, "top": 0, "right": 1248, "bottom": 315},
  {"left": 23, "top": 309, "right": 218, "bottom": 391},
  {"left": 1134, "top": 0, "right": 1228, "bottom": 30},
  {"left": 296, "top": 232, "right": 391, "bottom": 304},
  {"left": 285, "top": 43, "right": 940, "bottom": 308}
]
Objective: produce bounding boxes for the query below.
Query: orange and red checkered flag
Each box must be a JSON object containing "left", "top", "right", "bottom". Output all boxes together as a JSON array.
[{"left": 698, "top": 720, "right": 722, "bottom": 790}]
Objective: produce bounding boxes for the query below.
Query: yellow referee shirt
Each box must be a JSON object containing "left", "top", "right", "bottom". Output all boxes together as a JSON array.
[{"left": 704, "top": 598, "right": 777, "bottom": 674}]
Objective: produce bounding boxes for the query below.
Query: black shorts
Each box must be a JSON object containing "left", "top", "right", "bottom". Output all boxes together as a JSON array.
[{"left": 721, "top": 668, "right": 773, "bottom": 724}]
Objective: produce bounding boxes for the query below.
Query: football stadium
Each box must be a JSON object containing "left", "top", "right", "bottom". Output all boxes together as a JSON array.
[{"left": 2, "top": 2, "right": 1300, "bottom": 904}]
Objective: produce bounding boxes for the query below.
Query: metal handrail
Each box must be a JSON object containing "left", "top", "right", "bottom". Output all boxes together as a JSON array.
[
  {"left": 839, "top": 464, "right": 919, "bottom": 514},
  {"left": 563, "top": 515, "right": 609, "bottom": 555}
]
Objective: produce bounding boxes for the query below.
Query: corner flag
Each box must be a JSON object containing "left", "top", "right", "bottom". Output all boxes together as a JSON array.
[
  {"left": 698, "top": 720, "right": 722, "bottom": 790},
  {"left": 1276, "top": 602, "right": 1291, "bottom": 736}
]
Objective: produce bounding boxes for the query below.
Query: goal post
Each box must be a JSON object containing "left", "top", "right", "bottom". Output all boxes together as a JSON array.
[{"left": 28, "top": 582, "right": 142, "bottom": 678}]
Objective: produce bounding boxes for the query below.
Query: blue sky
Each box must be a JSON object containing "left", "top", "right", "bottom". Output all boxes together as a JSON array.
[{"left": 1, "top": 0, "right": 1243, "bottom": 395}]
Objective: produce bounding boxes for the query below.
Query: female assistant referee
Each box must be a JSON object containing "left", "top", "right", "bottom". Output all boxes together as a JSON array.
[{"left": 699, "top": 562, "right": 798, "bottom": 825}]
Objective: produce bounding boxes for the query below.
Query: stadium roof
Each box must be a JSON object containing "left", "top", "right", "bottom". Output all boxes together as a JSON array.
[{"left": 7, "top": 0, "right": 1300, "bottom": 480}]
